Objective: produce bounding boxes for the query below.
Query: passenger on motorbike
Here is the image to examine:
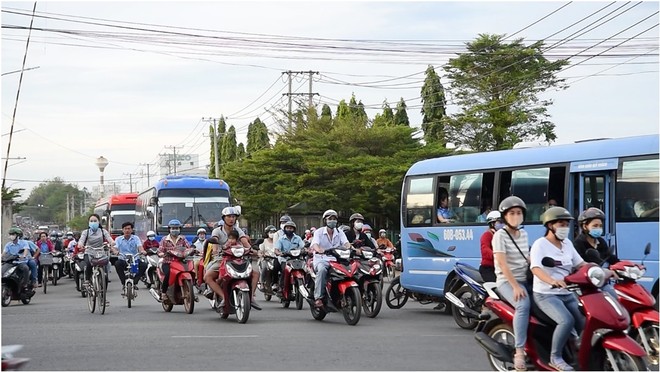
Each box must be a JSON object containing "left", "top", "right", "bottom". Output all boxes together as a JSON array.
[
  {"left": 344, "top": 213, "right": 376, "bottom": 253},
  {"left": 492, "top": 196, "right": 531, "bottom": 371},
  {"left": 273, "top": 215, "right": 292, "bottom": 246},
  {"left": 376, "top": 229, "right": 394, "bottom": 252},
  {"left": 113, "top": 222, "right": 147, "bottom": 294},
  {"left": 35, "top": 232, "right": 54, "bottom": 287},
  {"left": 158, "top": 219, "right": 191, "bottom": 302},
  {"left": 304, "top": 229, "right": 312, "bottom": 242},
  {"left": 310, "top": 209, "right": 351, "bottom": 308},
  {"left": 76, "top": 213, "right": 115, "bottom": 287},
  {"left": 573, "top": 207, "right": 619, "bottom": 299},
  {"left": 258, "top": 225, "right": 277, "bottom": 288},
  {"left": 3, "top": 227, "right": 37, "bottom": 287},
  {"left": 274, "top": 221, "right": 304, "bottom": 292},
  {"left": 191, "top": 228, "right": 206, "bottom": 282},
  {"left": 63, "top": 231, "right": 74, "bottom": 251},
  {"left": 207, "top": 207, "right": 261, "bottom": 310},
  {"left": 530, "top": 207, "right": 593, "bottom": 371},
  {"left": 361, "top": 225, "right": 378, "bottom": 249},
  {"left": 479, "top": 211, "right": 502, "bottom": 283},
  {"left": 143, "top": 230, "right": 159, "bottom": 251}
]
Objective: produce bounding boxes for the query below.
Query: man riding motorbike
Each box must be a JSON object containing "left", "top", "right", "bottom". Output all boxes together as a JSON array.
[
  {"left": 274, "top": 220, "right": 304, "bottom": 292},
  {"left": 3, "top": 227, "right": 37, "bottom": 287},
  {"left": 273, "top": 215, "right": 292, "bottom": 246},
  {"left": 113, "top": 222, "right": 147, "bottom": 294}
]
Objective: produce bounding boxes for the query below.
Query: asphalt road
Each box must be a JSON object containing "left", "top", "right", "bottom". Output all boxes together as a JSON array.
[{"left": 2, "top": 274, "right": 492, "bottom": 371}]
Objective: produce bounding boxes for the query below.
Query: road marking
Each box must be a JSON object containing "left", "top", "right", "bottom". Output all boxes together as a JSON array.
[{"left": 171, "top": 335, "right": 258, "bottom": 338}]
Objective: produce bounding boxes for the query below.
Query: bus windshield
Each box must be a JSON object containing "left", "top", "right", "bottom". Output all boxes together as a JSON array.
[
  {"left": 157, "top": 189, "right": 230, "bottom": 228},
  {"left": 110, "top": 212, "right": 135, "bottom": 231}
]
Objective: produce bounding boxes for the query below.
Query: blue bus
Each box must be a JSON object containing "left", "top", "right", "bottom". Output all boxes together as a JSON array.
[
  {"left": 400, "top": 134, "right": 659, "bottom": 304},
  {"left": 135, "top": 175, "right": 231, "bottom": 242}
]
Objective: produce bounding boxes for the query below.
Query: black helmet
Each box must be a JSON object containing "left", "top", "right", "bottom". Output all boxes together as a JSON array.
[
  {"left": 541, "top": 207, "right": 574, "bottom": 226},
  {"left": 499, "top": 196, "right": 527, "bottom": 215},
  {"left": 577, "top": 207, "right": 605, "bottom": 224},
  {"left": 349, "top": 213, "right": 365, "bottom": 223},
  {"left": 264, "top": 225, "right": 277, "bottom": 234},
  {"left": 50, "top": 231, "right": 59, "bottom": 237},
  {"left": 279, "top": 215, "right": 292, "bottom": 223}
]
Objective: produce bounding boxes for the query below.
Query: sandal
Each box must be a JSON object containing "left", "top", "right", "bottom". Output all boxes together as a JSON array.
[
  {"left": 549, "top": 358, "right": 574, "bottom": 371},
  {"left": 514, "top": 352, "right": 526, "bottom": 371}
]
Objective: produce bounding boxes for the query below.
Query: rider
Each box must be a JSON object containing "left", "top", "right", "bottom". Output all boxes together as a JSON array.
[
  {"left": 113, "top": 222, "right": 147, "bottom": 294},
  {"left": 310, "top": 209, "right": 351, "bottom": 308},
  {"left": 63, "top": 231, "right": 74, "bottom": 251},
  {"left": 479, "top": 211, "right": 502, "bottom": 283},
  {"left": 361, "top": 225, "right": 378, "bottom": 249},
  {"left": 303, "top": 229, "right": 312, "bottom": 242},
  {"left": 274, "top": 220, "right": 304, "bottom": 292},
  {"left": 206, "top": 207, "right": 261, "bottom": 310},
  {"left": 530, "top": 207, "right": 590, "bottom": 371},
  {"left": 50, "top": 231, "right": 65, "bottom": 279},
  {"left": 344, "top": 213, "right": 376, "bottom": 252},
  {"left": 273, "top": 215, "right": 292, "bottom": 246},
  {"left": 258, "top": 225, "right": 277, "bottom": 289},
  {"left": 492, "top": 196, "right": 531, "bottom": 371},
  {"left": 157, "top": 219, "right": 191, "bottom": 302},
  {"left": 36, "top": 231, "right": 54, "bottom": 287},
  {"left": 143, "top": 230, "right": 159, "bottom": 251},
  {"left": 76, "top": 213, "right": 115, "bottom": 288},
  {"left": 376, "top": 229, "right": 394, "bottom": 251},
  {"left": 191, "top": 228, "right": 207, "bottom": 283},
  {"left": 4, "top": 227, "right": 37, "bottom": 287}
]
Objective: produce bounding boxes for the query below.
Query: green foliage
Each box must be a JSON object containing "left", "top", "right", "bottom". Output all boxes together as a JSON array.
[
  {"left": 443, "top": 34, "right": 568, "bottom": 151},
  {"left": 24, "top": 178, "right": 89, "bottom": 225},
  {"left": 420, "top": 65, "right": 447, "bottom": 145},
  {"left": 321, "top": 104, "right": 332, "bottom": 121},
  {"left": 208, "top": 116, "right": 228, "bottom": 179},
  {"left": 237, "top": 143, "right": 246, "bottom": 161},
  {"left": 221, "top": 125, "right": 238, "bottom": 170},
  {"left": 394, "top": 98, "right": 410, "bottom": 126},
  {"left": 372, "top": 100, "right": 395, "bottom": 127},
  {"left": 246, "top": 117, "right": 271, "bottom": 156},
  {"left": 2, "top": 187, "right": 25, "bottom": 214}
]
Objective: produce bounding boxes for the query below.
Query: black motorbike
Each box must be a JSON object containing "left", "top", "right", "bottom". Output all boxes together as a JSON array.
[{"left": 2, "top": 254, "right": 36, "bottom": 307}]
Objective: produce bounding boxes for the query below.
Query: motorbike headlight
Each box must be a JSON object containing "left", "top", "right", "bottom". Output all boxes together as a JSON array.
[
  {"left": 587, "top": 266, "right": 607, "bottom": 287},
  {"left": 231, "top": 247, "right": 244, "bottom": 257},
  {"left": 336, "top": 249, "right": 351, "bottom": 260},
  {"left": 626, "top": 266, "right": 644, "bottom": 280},
  {"left": 77, "top": 253, "right": 84, "bottom": 259},
  {"left": 362, "top": 251, "right": 373, "bottom": 259},
  {"left": 3, "top": 266, "right": 16, "bottom": 278},
  {"left": 226, "top": 264, "right": 250, "bottom": 279},
  {"left": 289, "top": 249, "right": 300, "bottom": 257}
]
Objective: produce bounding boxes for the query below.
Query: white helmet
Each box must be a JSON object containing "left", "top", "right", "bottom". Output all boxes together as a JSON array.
[
  {"left": 146, "top": 230, "right": 156, "bottom": 237},
  {"left": 322, "top": 209, "right": 338, "bottom": 220},
  {"left": 486, "top": 211, "right": 502, "bottom": 224},
  {"left": 196, "top": 228, "right": 206, "bottom": 234},
  {"left": 222, "top": 206, "right": 241, "bottom": 218},
  {"left": 379, "top": 229, "right": 387, "bottom": 234}
]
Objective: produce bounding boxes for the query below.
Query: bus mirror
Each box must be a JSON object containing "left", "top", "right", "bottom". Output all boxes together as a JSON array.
[
  {"left": 644, "top": 243, "right": 651, "bottom": 256},
  {"left": 149, "top": 196, "right": 158, "bottom": 206},
  {"left": 146, "top": 206, "right": 154, "bottom": 218},
  {"left": 101, "top": 216, "right": 108, "bottom": 226}
]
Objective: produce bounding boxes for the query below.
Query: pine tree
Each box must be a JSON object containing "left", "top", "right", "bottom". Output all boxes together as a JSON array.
[
  {"left": 420, "top": 65, "right": 447, "bottom": 145},
  {"left": 394, "top": 98, "right": 410, "bottom": 126}
]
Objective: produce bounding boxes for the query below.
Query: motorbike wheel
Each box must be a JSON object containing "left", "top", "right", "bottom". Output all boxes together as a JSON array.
[
  {"left": 295, "top": 278, "right": 304, "bottom": 310},
  {"left": 183, "top": 280, "right": 195, "bottom": 314},
  {"left": 486, "top": 323, "right": 515, "bottom": 372},
  {"left": 385, "top": 277, "right": 408, "bottom": 309},
  {"left": 97, "top": 269, "right": 107, "bottom": 315},
  {"left": 632, "top": 322, "right": 659, "bottom": 368},
  {"left": 282, "top": 299, "right": 290, "bottom": 308},
  {"left": 310, "top": 301, "right": 326, "bottom": 321},
  {"left": 451, "top": 286, "right": 480, "bottom": 330},
  {"left": 126, "top": 281, "right": 133, "bottom": 309},
  {"left": 87, "top": 279, "right": 96, "bottom": 314},
  {"left": 362, "top": 282, "right": 382, "bottom": 318},
  {"left": 387, "top": 265, "right": 396, "bottom": 282},
  {"left": 591, "top": 346, "right": 648, "bottom": 371},
  {"left": 342, "top": 287, "right": 362, "bottom": 326},
  {"left": 20, "top": 296, "right": 31, "bottom": 305},
  {"left": 2, "top": 285, "right": 11, "bottom": 307},
  {"left": 235, "top": 289, "right": 251, "bottom": 324},
  {"left": 52, "top": 267, "right": 58, "bottom": 286},
  {"left": 162, "top": 298, "right": 174, "bottom": 312},
  {"left": 42, "top": 268, "right": 48, "bottom": 294}
]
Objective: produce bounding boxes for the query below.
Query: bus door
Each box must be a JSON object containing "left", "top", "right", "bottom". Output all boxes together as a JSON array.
[{"left": 570, "top": 158, "right": 618, "bottom": 247}]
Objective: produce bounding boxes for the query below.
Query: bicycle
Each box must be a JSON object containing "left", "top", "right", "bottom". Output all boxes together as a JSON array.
[
  {"left": 84, "top": 244, "right": 110, "bottom": 315},
  {"left": 39, "top": 252, "right": 53, "bottom": 294},
  {"left": 122, "top": 253, "right": 144, "bottom": 308}
]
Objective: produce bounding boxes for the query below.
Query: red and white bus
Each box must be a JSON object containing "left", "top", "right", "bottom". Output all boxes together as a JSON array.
[{"left": 94, "top": 193, "right": 138, "bottom": 239}]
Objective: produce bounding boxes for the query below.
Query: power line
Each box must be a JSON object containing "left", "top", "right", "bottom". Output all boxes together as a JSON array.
[{"left": 505, "top": 1, "right": 573, "bottom": 40}]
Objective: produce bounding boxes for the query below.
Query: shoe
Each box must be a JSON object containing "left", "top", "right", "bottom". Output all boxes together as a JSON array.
[
  {"left": 314, "top": 299, "right": 324, "bottom": 308},
  {"left": 161, "top": 293, "right": 169, "bottom": 302},
  {"left": 549, "top": 358, "right": 574, "bottom": 371},
  {"left": 218, "top": 299, "right": 225, "bottom": 308},
  {"left": 38, "top": 283, "right": 42, "bottom": 287},
  {"left": 514, "top": 352, "right": 526, "bottom": 371},
  {"left": 203, "top": 289, "right": 214, "bottom": 299},
  {"left": 251, "top": 298, "right": 262, "bottom": 311},
  {"left": 108, "top": 279, "right": 112, "bottom": 283}
]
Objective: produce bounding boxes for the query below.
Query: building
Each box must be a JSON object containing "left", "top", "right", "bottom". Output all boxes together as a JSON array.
[{"left": 158, "top": 153, "right": 207, "bottom": 177}]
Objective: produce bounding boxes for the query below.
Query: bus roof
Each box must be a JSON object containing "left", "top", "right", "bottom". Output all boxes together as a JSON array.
[
  {"left": 153, "top": 175, "right": 230, "bottom": 191},
  {"left": 96, "top": 193, "right": 138, "bottom": 207},
  {"left": 407, "top": 134, "right": 659, "bottom": 176}
]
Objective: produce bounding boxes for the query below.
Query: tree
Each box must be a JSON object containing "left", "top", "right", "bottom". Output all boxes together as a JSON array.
[
  {"left": 394, "top": 98, "right": 410, "bottom": 126},
  {"left": 443, "top": 33, "right": 568, "bottom": 151},
  {"left": 321, "top": 104, "right": 333, "bottom": 121},
  {"left": 220, "top": 125, "right": 238, "bottom": 171},
  {"left": 208, "top": 116, "right": 228, "bottom": 178},
  {"left": 236, "top": 143, "right": 246, "bottom": 161},
  {"left": 2, "top": 187, "right": 25, "bottom": 214},
  {"left": 373, "top": 100, "right": 395, "bottom": 127},
  {"left": 420, "top": 65, "right": 447, "bottom": 145},
  {"left": 246, "top": 117, "right": 270, "bottom": 156},
  {"left": 24, "top": 178, "right": 87, "bottom": 225}
]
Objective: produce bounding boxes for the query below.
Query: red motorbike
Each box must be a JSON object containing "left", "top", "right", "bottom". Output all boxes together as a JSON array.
[
  {"left": 277, "top": 248, "right": 308, "bottom": 310},
  {"left": 212, "top": 245, "right": 255, "bottom": 324},
  {"left": 306, "top": 247, "right": 362, "bottom": 326},
  {"left": 379, "top": 245, "right": 396, "bottom": 282},
  {"left": 152, "top": 247, "right": 196, "bottom": 314},
  {"left": 475, "top": 259, "right": 648, "bottom": 371},
  {"left": 1, "top": 345, "right": 29, "bottom": 371}
]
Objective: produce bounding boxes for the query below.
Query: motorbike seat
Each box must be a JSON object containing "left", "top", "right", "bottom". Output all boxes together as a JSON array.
[{"left": 530, "top": 300, "right": 557, "bottom": 327}]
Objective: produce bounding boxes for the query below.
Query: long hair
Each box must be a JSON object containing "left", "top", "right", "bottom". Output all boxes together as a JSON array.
[{"left": 88, "top": 213, "right": 103, "bottom": 228}]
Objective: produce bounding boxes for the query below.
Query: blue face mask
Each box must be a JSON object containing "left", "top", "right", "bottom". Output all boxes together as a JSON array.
[
  {"left": 170, "top": 229, "right": 180, "bottom": 237},
  {"left": 494, "top": 222, "right": 505, "bottom": 231},
  {"left": 589, "top": 228, "right": 603, "bottom": 239},
  {"left": 89, "top": 222, "right": 99, "bottom": 230},
  {"left": 326, "top": 220, "right": 337, "bottom": 229}
]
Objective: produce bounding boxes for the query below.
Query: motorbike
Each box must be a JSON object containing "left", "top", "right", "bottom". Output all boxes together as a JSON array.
[
  {"left": 597, "top": 244, "right": 659, "bottom": 368},
  {"left": 458, "top": 258, "right": 649, "bottom": 371},
  {"left": 445, "top": 261, "right": 488, "bottom": 330},
  {"left": 51, "top": 250, "right": 64, "bottom": 286},
  {"left": 211, "top": 245, "right": 256, "bottom": 323},
  {"left": 149, "top": 247, "right": 196, "bottom": 314},
  {"left": 122, "top": 253, "right": 144, "bottom": 309},
  {"left": 1, "top": 254, "right": 35, "bottom": 307},
  {"left": 354, "top": 247, "right": 383, "bottom": 318},
  {"left": 379, "top": 246, "right": 396, "bottom": 282},
  {"left": 276, "top": 248, "right": 309, "bottom": 310},
  {"left": 305, "top": 247, "right": 362, "bottom": 326},
  {"left": 1, "top": 345, "right": 29, "bottom": 371},
  {"left": 142, "top": 247, "right": 160, "bottom": 290},
  {"left": 73, "top": 252, "right": 87, "bottom": 297},
  {"left": 257, "top": 254, "right": 278, "bottom": 301},
  {"left": 63, "top": 250, "right": 73, "bottom": 278}
]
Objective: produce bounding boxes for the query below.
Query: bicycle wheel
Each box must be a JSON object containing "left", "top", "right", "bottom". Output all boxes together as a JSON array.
[
  {"left": 97, "top": 269, "right": 107, "bottom": 315},
  {"left": 126, "top": 281, "right": 133, "bottom": 309},
  {"left": 42, "top": 266, "right": 48, "bottom": 294},
  {"left": 87, "top": 274, "right": 96, "bottom": 313}
]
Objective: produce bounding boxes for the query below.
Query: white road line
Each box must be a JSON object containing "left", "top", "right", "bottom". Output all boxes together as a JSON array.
[{"left": 171, "top": 335, "right": 259, "bottom": 338}]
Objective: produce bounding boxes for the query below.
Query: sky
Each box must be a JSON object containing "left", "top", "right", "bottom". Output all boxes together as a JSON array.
[{"left": 1, "top": 1, "right": 659, "bottom": 200}]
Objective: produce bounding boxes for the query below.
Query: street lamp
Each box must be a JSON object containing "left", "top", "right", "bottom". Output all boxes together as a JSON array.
[{"left": 96, "top": 156, "right": 109, "bottom": 198}]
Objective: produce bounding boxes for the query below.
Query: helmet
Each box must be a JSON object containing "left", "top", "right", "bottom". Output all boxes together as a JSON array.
[
  {"left": 168, "top": 219, "right": 182, "bottom": 228},
  {"left": 499, "top": 196, "right": 527, "bottom": 215},
  {"left": 66, "top": 231, "right": 73, "bottom": 236},
  {"left": 8, "top": 227, "right": 23, "bottom": 237},
  {"left": 362, "top": 224, "right": 372, "bottom": 233},
  {"left": 196, "top": 228, "right": 206, "bottom": 234},
  {"left": 279, "top": 215, "right": 292, "bottom": 223},
  {"left": 264, "top": 225, "right": 277, "bottom": 234},
  {"left": 305, "top": 229, "right": 310, "bottom": 234},
  {"left": 379, "top": 229, "right": 386, "bottom": 234},
  {"left": 310, "top": 227, "right": 317, "bottom": 232},
  {"left": 349, "top": 213, "right": 364, "bottom": 222},
  {"left": 50, "top": 231, "right": 58, "bottom": 237},
  {"left": 57, "top": 232, "right": 63, "bottom": 238},
  {"left": 322, "top": 209, "right": 338, "bottom": 220},
  {"left": 486, "top": 211, "right": 502, "bottom": 224},
  {"left": 146, "top": 230, "right": 156, "bottom": 237},
  {"left": 339, "top": 225, "right": 350, "bottom": 233},
  {"left": 577, "top": 207, "right": 605, "bottom": 224},
  {"left": 283, "top": 221, "right": 297, "bottom": 230},
  {"left": 540, "top": 207, "right": 574, "bottom": 226},
  {"left": 221, "top": 206, "right": 241, "bottom": 219}
]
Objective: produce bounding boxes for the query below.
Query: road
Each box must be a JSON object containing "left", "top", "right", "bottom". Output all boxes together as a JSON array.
[{"left": 2, "top": 275, "right": 492, "bottom": 371}]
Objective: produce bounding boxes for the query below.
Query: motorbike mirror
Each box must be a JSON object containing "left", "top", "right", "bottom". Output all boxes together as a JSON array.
[
  {"left": 541, "top": 257, "right": 556, "bottom": 267},
  {"left": 644, "top": 243, "right": 651, "bottom": 256},
  {"left": 585, "top": 248, "right": 602, "bottom": 264}
]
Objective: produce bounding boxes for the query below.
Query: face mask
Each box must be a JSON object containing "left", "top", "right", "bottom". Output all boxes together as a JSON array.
[
  {"left": 8, "top": 234, "right": 16, "bottom": 241},
  {"left": 148, "top": 236, "right": 156, "bottom": 241},
  {"left": 170, "top": 229, "right": 180, "bottom": 236},
  {"left": 380, "top": 233, "right": 386, "bottom": 238},
  {"left": 285, "top": 230, "right": 294, "bottom": 238},
  {"left": 326, "top": 220, "right": 337, "bottom": 229},
  {"left": 588, "top": 228, "right": 603, "bottom": 239},
  {"left": 553, "top": 226, "right": 570, "bottom": 241},
  {"left": 89, "top": 222, "right": 99, "bottom": 230},
  {"left": 198, "top": 235, "right": 206, "bottom": 241},
  {"left": 494, "top": 222, "right": 505, "bottom": 231},
  {"left": 365, "top": 233, "right": 372, "bottom": 239},
  {"left": 354, "top": 222, "right": 363, "bottom": 231},
  {"left": 280, "top": 224, "right": 286, "bottom": 230},
  {"left": 506, "top": 215, "right": 523, "bottom": 229},
  {"left": 268, "top": 232, "right": 276, "bottom": 239},
  {"left": 50, "top": 237, "right": 57, "bottom": 241}
]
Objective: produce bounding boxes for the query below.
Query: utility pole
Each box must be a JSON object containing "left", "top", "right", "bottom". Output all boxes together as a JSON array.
[
  {"left": 66, "top": 194, "right": 70, "bottom": 222},
  {"left": 164, "top": 145, "right": 184, "bottom": 175},
  {"left": 139, "top": 163, "right": 151, "bottom": 186},
  {"left": 282, "top": 70, "right": 319, "bottom": 126},
  {"left": 123, "top": 173, "right": 134, "bottom": 193},
  {"left": 202, "top": 117, "right": 221, "bottom": 179}
]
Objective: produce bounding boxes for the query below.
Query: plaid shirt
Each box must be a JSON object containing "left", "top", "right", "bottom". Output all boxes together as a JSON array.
[{"left": 158, "top": 235, "right": 191, "bottom": 264}]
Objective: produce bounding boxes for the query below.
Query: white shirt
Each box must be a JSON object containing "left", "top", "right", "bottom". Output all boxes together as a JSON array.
[
  {"left": 530, "top": 237, "right": 584, "bottom": 295},
  {"left": 311, "top": 226, "right": 349, "bottom": 265}
]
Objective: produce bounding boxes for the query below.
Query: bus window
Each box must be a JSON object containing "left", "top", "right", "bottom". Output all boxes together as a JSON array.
[
  {"left": 499, "top": 166, "right": 566, "bottom": 222},
  {"left": 404, "top": 177, "right": 434, "bottom": 226},
  {"left": 617, "top": 158, "right": 659, "bottom": 221},
  {"left": 436, "top": 172, "right": 494, "bottom": 224}
]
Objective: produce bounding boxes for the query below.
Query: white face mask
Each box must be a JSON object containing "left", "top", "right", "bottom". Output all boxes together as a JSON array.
[
  {"left": 554, "top": 226, "right": 570, "bottom": 241},
  {"left": 268, "top": 232, "right": 276, "bottom": 239},
  {"left": 365, "top": 233, "right": 372, "bottom": 239},
  {"left": 148, "top": 236, "right": 156, "bottom": 241},
  {"left": 280, "top": 224, "right": 286, "bottom": 230},
  {"left": 354, "top": 222, "right": 363, "bottom": 231}
]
